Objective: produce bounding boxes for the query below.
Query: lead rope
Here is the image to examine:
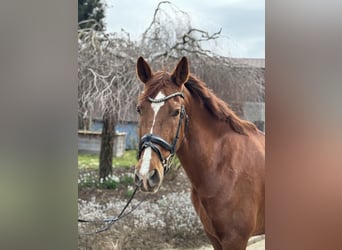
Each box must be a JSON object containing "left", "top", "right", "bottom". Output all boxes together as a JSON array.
[{"left": 78, "top": 185, "right": 148, "bottom": 235}]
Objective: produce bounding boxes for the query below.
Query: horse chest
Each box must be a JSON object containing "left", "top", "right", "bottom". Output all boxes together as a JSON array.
[{"left": 191, "top": 189, "right": 226, "bottom": 238}]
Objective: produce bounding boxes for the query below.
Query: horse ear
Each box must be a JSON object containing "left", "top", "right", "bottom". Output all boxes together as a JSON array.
[
  {"left": 171, "top": 57, "right": 190, "bottom": 87},
  {"left": 136, "top": 57, "right": 152, "bottom": 84}
]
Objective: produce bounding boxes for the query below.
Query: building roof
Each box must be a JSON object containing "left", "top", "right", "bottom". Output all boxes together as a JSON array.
[{"left": 231, "top": 58, "right": 265, "bottom": 68}]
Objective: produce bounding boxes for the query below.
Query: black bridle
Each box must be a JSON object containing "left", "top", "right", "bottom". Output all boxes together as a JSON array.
[{"left": 137, "top": 92, "right": 187, "bottom": 174}]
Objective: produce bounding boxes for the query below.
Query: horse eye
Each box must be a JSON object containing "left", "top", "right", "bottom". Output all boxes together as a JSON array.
[
  {"left": 136, "top": 106, "right": 141, "bottom": 114},
  {"left": 172, "top": 109, "right": 180, "bottom": 117}
]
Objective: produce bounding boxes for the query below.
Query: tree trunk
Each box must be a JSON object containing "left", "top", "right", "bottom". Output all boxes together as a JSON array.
[
  {"left": 99, "top": 109, "right": 115, "bottom": 179},
  {"left": 78, "top": 114, "right": 84, "bottom": 130}
]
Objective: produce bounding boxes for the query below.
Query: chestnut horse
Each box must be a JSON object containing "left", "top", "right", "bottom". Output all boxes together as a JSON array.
[{"left": 134, "top": 57, "right": 265, "bottom": 250}]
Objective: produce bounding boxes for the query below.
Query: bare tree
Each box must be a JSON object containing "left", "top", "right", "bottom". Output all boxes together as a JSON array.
[
  {"left": 78, "top": 23, "right": 141, "bottom": 179},
  {"left": 139, "top": 1, "right": 223, "bottom": 65}
]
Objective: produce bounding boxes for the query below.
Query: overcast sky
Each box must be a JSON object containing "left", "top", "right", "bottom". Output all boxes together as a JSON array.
[{"left": 104, "top": 0, "right": 264, "bottom": 58}]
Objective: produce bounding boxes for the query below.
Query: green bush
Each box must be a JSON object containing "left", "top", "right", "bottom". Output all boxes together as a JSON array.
[
  {"left": 78, "top": 172, "right": 96, "bottom": 187},
  {"left": 98, "top": 175, "right": 120, "bottom": 189},
  {"left": 78, "top": 173, "right": 120, "bottom": 190}
]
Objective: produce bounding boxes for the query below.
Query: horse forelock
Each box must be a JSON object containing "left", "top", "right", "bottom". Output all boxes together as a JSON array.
[{"left": 138, "top": 71, "right": 178, "bottom": 103}]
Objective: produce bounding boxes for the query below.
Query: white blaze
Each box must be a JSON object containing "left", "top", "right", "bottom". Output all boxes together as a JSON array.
[
  {"left": 150, "top": 92, "right": 166, "bottom": 133},
  {"left": 139, "top": 147, "right": 152, "bottom": 176},
  {"left": 139, "top": 91, "right": 165, "bottom": 176}
]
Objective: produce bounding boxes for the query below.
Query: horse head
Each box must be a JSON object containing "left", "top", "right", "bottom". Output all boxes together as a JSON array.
[{"left": 134, "top": 57, "right": 189, "bottom": 192}]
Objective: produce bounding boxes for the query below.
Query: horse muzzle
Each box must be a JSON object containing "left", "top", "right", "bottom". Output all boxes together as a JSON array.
[{"left": 134, "top": 168, "right": 163, "bottom": 193}]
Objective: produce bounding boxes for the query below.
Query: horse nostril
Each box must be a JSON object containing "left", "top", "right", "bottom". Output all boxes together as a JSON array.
[
  {"left": 135, "top": 173, "right": 143, "bottom": 187},
  {"left": 148, "top": 169, "right": 156, "bottom": 178},
  {"left": 148, "top": 170, "right": 160, "bottom": 187}
]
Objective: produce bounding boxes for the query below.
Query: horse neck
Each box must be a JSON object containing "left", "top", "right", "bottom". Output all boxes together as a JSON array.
[{"left": 176, "top": 92, "right": 233, "bottom": 187}]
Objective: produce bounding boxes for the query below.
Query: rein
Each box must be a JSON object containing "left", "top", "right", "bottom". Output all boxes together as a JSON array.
[
  {"left": 138, "top": 92, "right": 187, "bottom": 175},
  {"left": 78, "top": 185, "right": 147, "bottom": 235}
]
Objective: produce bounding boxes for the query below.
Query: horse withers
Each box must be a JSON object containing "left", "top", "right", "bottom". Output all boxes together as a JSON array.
[{"left": 134, "top": 57, "right": 265, "bottom": 250}]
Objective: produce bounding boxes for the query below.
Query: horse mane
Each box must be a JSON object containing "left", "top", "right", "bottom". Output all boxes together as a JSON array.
[{"left": 185, "top": 75, "right": 258, "bottom": 135}]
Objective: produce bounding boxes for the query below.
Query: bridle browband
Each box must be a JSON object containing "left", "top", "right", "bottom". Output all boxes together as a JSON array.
[
  {"left": 137, "top": 92, "right": 187, "bottom": 175},
  {"left": 148, "top": 92, "right": 184, "bottom": 103}
]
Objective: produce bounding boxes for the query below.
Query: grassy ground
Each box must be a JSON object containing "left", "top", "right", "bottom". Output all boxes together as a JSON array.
[
  {"left": 78, "top": 150, "right": 137, "bottom": 169},
  {"left": 78, "top": 150, "right": 137, "bottom": 194}
]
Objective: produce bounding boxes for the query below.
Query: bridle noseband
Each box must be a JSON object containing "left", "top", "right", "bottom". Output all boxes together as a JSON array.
[{"left": 137, "top": 92, "right": 187, "bottom": 175}]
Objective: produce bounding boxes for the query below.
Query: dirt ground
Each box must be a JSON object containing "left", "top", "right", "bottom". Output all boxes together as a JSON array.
[{"left": 78, "top": 167, "right": 264, "bottom": 249}]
